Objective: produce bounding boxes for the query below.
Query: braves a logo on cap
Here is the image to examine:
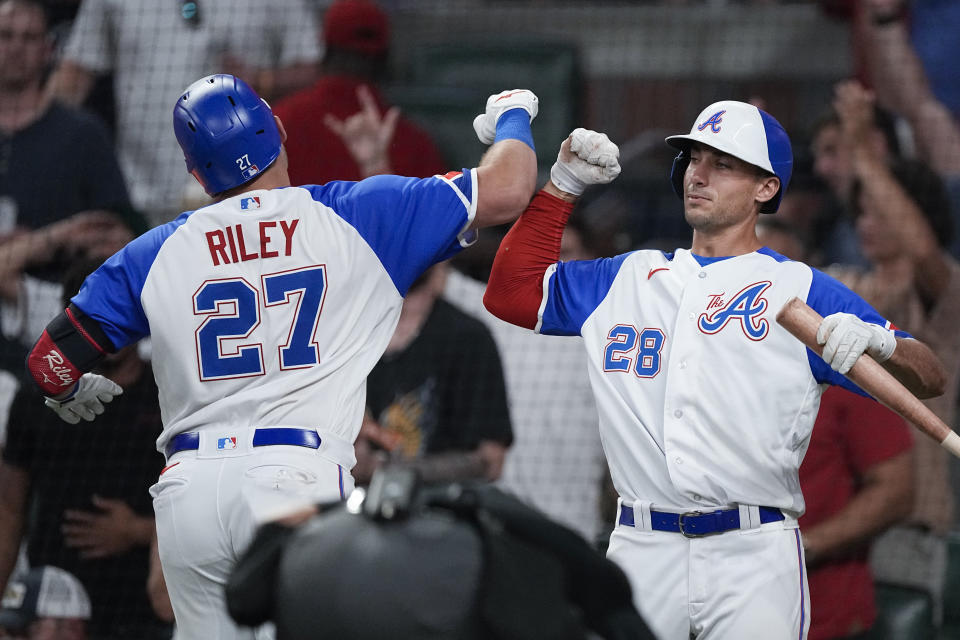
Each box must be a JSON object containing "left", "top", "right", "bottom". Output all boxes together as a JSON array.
[
  {"left": 697, "top": 110, "right": 726, "bottom": 134},
  {"left": 217, "top": 437, "right": 237, "bottom": 450},
  {"left": 240, "top": 196, "right": 261, "bottom": 210},
  {"left": 698, "top": 281, "right": 771, "bottom": 340}
]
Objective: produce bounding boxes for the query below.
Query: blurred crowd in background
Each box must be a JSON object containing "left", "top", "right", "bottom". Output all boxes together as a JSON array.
[{"left": 0, "top": 0, "right": 958, "bottom": 638}]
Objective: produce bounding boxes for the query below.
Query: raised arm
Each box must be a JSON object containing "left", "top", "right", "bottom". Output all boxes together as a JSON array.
[
  {"left": 327, "top": 87, "right": 540, "bottom": 227},
  {"left": 483, "top": 128, "right": 621, "bottom": 328},
  {"left": 469, "top": 90, "right": 540, "bottom": 229},
  {"left": 324, "top": 85, "right": 400, "bottom": 178},
  {"left": 834, "top": 81, "right": 952, "bottom": 303},
  {"left": 856, "top": 0, "right": 960, "bottom": 177}
]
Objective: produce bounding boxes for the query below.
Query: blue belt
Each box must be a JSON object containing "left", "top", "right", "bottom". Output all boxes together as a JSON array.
[
  {"left": 619, "top": 504, "right": 784, "bottom": 538},
  {"left": 165, "top": 428, "right": 321, "bottom": 459}
]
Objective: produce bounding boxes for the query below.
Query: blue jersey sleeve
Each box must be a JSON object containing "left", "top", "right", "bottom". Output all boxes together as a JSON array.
[
  {"left": 804, "top": 267, "right": 912, "bottom": 394},
  {"left": 539, "top": 253, "right": 633, "bottom": 336},
  {"left": 303, "top": 171, "right": 475, "bottom": 295},
  {"left": 71, "top": 214, "right": 191, "bottom": 349}
]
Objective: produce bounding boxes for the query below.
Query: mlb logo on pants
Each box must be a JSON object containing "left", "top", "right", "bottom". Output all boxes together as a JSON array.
[{"left": 217, "top": 437, "right": 237, "bottom": 450}]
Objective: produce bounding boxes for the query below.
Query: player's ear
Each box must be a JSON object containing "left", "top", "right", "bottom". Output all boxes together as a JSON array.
[
  {"left": 755, "top": 175, "right": 780, "bottom": 207},
  {"left": 274, "top": 116, "right": 288, "bottom": 144}
]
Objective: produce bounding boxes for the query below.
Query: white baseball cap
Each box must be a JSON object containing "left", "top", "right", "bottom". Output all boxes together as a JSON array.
[{"left": 665, "top": 100, "right": 793, "bottom": 213}]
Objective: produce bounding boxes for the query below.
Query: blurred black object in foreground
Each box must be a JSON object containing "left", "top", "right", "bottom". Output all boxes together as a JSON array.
[{"left": 225, "top": 466, "right": 655, "bottom": 640}]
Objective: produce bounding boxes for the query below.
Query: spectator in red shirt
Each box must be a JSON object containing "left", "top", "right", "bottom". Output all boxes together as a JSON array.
[
  {"left": 273, "top": 0, "right": 446, "bottom": 185},
  {"left": 799, "top": 387, "right": 913, "bottom": 639}
]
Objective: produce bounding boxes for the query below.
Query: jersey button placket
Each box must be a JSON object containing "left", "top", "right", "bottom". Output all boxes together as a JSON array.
[{"left": 672, "top": 409, "right": 685, "bottom": 469}]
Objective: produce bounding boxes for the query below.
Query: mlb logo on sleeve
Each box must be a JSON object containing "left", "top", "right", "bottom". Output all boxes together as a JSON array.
[
  {"left": 240, "top": 196, "right": 261, "bottom": 210},
  {"left": 217, "top": 437, "right": 238, "bottom": 450}
]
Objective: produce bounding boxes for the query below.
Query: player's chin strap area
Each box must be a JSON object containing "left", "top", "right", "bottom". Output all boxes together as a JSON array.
[{"left": 617, "top": 500, "right": 786, "bottom": 538}]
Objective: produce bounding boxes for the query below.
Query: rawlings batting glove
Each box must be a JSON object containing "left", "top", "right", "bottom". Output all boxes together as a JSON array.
[
  {"left": 817, "top": 312, "right": 896, "bottom": 375},
  {"left": 472, "top": 89, "right": 539, "bottom": 145},
  {"left": 550, "top": 128, "right": 622, "bottom": 196},
  {"left": 44, "top": 373, "right": 123, "bottom": 425}
]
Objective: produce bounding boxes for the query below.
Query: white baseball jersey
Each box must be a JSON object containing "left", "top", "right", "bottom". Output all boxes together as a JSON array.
[
  {"left": 536, "top": 247, "right": 908, "bottom": 517},
  {"left": 71, "top": 171, "right": 477, "bottom": 465}
]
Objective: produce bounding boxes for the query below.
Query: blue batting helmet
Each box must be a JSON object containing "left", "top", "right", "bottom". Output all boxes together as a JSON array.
[
  {"left": 173, "top": 74, "right": 282, "bottom": 196},
  {"left": 665, "top": 100, "right": 793, "bottom": 214}
]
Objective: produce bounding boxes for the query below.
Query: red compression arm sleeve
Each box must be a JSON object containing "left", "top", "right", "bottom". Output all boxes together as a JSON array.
[{"left": 483, "top": 189, "right": 574, "bottom": 329}]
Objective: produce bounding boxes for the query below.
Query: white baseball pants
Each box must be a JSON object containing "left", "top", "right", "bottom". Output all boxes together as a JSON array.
[
  {"left": 150, "top": 430, "right": 354, "bottom": 640},
  {"left": 607, "top": 504, "right": 810, "bottom": 640}
]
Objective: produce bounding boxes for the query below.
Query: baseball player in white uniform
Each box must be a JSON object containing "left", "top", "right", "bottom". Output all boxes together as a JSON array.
[
  {"left": 483, "top": 103, "right": 947, "bottom": 639},
  {"left": 22, "top": 74, "right": 542, "bottom": 639}
]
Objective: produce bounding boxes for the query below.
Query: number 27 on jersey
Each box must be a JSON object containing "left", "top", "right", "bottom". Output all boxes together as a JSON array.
[{"left": 193, "top": 265, "right": 327, "bottom": 380}]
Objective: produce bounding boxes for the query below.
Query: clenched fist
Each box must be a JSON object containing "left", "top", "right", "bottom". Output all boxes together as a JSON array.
[
  {"left": 472, "top": 89, "right": 539, "bottom": 145},
  {"left": 550, "top": 128, "right": 621, "bottom": 196}
]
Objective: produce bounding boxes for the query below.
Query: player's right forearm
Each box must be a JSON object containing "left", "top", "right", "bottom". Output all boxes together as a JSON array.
[
  {"left": 859, "top": 10, "right": 960, "bottom": 177},
  {"left": 484, "top": 189, "right": 574, "bottom": 329},
  {"left": 882, "top": 335, "right": 947, "bottom": 400},
  {"left": 46, "top": 61, "right": 95, "bottom": 106}
]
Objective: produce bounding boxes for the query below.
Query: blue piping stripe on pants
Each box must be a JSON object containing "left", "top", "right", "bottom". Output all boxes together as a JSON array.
[{"left": 795, "top": 529, "right": 805, "bottom": 639}]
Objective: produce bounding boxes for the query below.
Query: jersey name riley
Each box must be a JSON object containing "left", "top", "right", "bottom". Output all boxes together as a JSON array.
[{"left": 204, "top": 218, "right": 300, "bottom": 266}]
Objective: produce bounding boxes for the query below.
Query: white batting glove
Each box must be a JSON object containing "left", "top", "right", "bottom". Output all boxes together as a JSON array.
[
  {"left": 472, "top": 89, "right": 539, "bottom": 145},
  {"left": 44, "top": 373, "right": 123, "bottom": 425},
  {"left": 817, "top": 312, "right": 897, "bottom": 375},
  {"left": 549, "top": 128, "right": 622, "bottom": 196}
]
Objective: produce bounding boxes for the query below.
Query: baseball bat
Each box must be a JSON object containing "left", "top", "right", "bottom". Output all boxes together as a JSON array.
[{"left": 776, "top": 297, "right": 960, "bottom": 459}]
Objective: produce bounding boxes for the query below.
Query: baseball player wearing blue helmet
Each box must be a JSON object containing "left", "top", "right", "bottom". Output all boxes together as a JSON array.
[
  {"left": 23, "top": 74, "right": 547, "bottom": 638},
  {"left": 666, "top": 100, "right": 794, "bottom": 214},
  {"left": 483, "top": 102, "right": 946, "bottom": 638},
  {"left": 173, "top": 74, "right": 284, "bottom": 196}
]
